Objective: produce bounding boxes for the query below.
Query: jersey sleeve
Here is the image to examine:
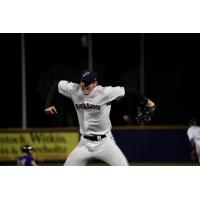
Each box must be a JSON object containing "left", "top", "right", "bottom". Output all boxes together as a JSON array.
[
  {"left": 58, "top": 80, "right": 77, "bottom": 98},
  {"left": 103, "top": 86, "right": 125, "bottom": 102}
]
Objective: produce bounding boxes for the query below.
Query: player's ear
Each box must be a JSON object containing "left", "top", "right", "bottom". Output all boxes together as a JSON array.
[{"left": 93, "top": 81, "right": 97, "bottom": 87}]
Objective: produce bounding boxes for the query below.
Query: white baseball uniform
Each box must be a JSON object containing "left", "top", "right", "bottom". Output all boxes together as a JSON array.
[
  {"left": 58, "top": 80, "right": 128, "bottom": 166},
  {"left": 187, "top": 125, "right": 200, "bottom": 162}
]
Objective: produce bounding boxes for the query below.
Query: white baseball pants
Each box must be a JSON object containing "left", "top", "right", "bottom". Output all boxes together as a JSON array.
[{"left": 64, "top": 132, "right": 128, "bottom": 166}]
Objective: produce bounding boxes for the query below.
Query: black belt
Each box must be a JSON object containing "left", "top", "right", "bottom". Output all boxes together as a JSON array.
[{"left": 83, "top": 135, "right": 106, "bottom": 141}]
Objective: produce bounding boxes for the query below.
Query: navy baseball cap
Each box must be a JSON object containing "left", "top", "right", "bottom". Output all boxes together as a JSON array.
[{"left": 80, "top": 69, "right": 97, "bottom": 83}]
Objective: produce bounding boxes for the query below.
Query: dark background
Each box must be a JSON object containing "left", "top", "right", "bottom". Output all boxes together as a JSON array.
[{"left": 0, "top": 33, "right": 199, "bottom": 128}]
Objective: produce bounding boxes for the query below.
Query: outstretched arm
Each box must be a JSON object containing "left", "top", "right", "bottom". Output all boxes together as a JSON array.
[
  {"left": 125, "top": 88, "right": 156, "bottom": 124},
  {"left": 125, "top": 88, "right": 155, "bottom": 107},
  {"left": 44, "top": 81, "right": 60, "bottom": 115}
]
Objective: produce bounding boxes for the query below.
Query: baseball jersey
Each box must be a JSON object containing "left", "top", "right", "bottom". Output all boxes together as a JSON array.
[
  {"left": 187, "top": 125, "right": 200, "bottom": 142},
  {"left": 17, "top": 155, "right": 34, "bottom": 166},
  {"left": 58, "top": 81, "right": 125, "bottom": 136}
]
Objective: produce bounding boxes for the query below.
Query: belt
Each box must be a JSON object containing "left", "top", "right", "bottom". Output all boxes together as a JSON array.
[{"left": 83, "top": 135, "right": 106, "bottom": 141}]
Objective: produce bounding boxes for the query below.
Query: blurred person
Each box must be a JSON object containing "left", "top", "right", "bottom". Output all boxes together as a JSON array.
[
  {"left": 44, "top": 69, "right": 156, "bottom": 166},
  {"left": 187, "top": 118, "right": 200, "bottom": 162},
  {"left": 17, "top": 145, "right": 38, "bottom": 166}
]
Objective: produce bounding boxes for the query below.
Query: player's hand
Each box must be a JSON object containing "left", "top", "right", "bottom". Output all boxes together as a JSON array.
[{"left": 44, "top": 106, "right": 58, "bottom": 115}]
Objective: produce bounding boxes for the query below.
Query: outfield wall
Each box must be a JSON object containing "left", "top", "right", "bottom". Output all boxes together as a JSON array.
[
  {"left": 112, "top": 126, "right": 191, "bottom": 162},
  {"left": 0, "top": 126, "right": 191, "bottom": 164}
]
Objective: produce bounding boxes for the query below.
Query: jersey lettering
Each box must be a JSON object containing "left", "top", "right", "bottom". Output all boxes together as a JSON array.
[{"left": 75, "top": 103, "right": 101, "bottom": 111}]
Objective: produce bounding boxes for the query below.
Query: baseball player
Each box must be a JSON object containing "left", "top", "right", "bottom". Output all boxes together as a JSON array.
[
  {"left": 44, "top": 69, "right": 155, "bottom": 166},
  {"left": 187, "top": 118, "right": 200, "bottom": 162},
  {"left": 17, "top": 145, "right": 38, "bottom": 166}
]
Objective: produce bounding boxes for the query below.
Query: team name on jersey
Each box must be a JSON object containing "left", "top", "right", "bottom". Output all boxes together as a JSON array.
[{"left": 75, "top": 103, "right": 101, "bottom": 111}]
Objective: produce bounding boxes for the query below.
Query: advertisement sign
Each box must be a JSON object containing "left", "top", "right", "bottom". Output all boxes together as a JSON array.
[{"left": 0, "top": 131, "right": 79, "bottom": 161}]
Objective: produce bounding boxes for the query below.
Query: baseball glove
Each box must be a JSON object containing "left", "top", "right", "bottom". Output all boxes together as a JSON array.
[{"left": 135, "top": 105, "right": 156, "bottom": 124}]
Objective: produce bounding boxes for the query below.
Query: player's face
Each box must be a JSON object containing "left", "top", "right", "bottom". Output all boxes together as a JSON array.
[{"left": 81, "top": 81, "right": 97, "bottom": 95}]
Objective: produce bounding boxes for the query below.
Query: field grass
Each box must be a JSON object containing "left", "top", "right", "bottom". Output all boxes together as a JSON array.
[
  {"left": 87, "top": 162, "right": 200, "bottom": 166},
  {"left": 39, "top": 161, "right": 200, "bottom": 166},
  {"left": 1, "top": 161, "right": 200, "bottom": 166}
]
